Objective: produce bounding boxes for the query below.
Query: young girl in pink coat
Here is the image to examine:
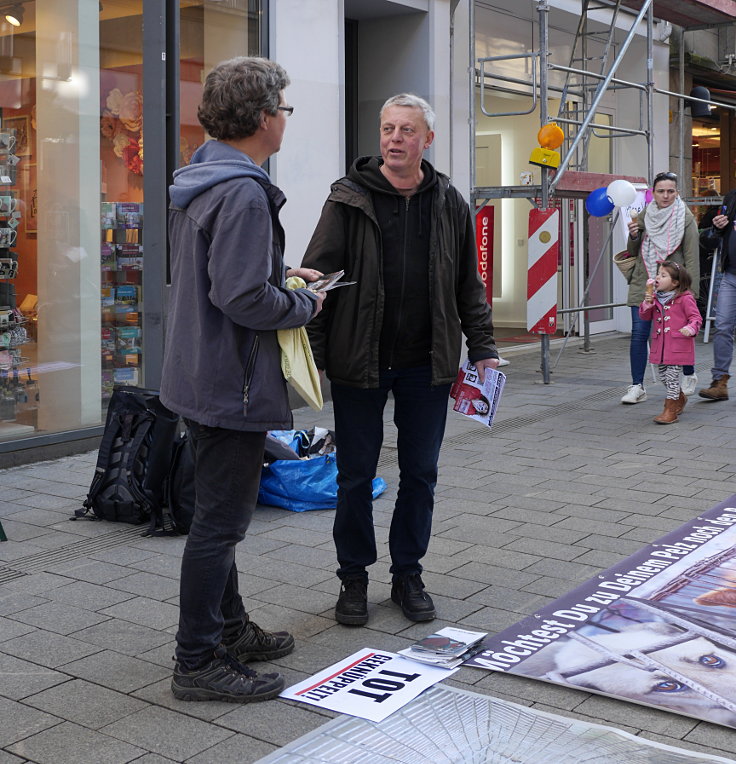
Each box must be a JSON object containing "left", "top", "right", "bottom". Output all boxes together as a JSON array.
[{"left": 639, "top": 262, "right": 702, "bottom": 424}]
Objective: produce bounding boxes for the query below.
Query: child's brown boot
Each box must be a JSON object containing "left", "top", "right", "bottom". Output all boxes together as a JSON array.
[
  {"left": 653, "top": 398, "right": 679, "bottom": 424},
  {"left": 674, "top": 390, "right": 687, "bottom": 416}
]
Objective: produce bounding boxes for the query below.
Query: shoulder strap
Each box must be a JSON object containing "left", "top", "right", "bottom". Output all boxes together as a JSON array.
[{"left": 74, "top": 411, "right": 129, "bottom": 520}]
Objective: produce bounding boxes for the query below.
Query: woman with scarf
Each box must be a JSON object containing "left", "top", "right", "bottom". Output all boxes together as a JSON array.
[{"left": 620, "top": 171, "right": 699, "bottom": 405}]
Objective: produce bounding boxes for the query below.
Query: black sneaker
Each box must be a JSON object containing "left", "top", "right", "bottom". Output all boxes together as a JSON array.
[
  {"left": 391, "top": 573, "right": 435, "bottom": 621},
  {"left": 335, "top": 576, "right": 368, "bottom": 625},
  {"left": 172, "top": 645, "right": 284, "bottom": 703},
  {"left": 223, "top": 618, "right": 295, "bottom": 663}
]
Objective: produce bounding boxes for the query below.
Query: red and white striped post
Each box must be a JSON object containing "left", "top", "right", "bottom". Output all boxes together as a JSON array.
[
  {"left": 527, "top": 208, "right": 559, "bottom": 383},
  {"left": 527, "top": 207, "right": 559, "bottom": 334}
]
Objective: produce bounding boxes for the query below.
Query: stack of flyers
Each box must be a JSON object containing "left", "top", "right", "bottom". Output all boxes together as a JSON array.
[
  {"left": 449, "top": 359, "right": 506, "bottom": 429},
  {"left": 306, "top": 270, "right": 357, "bottom": 292},
  {"left": 398, "top": 627, "right": 488, "bottom": 669}
]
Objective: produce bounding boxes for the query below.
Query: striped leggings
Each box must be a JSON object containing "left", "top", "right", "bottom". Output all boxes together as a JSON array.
[{"left": 658, "top": 364, "right": 682, "bottom": 400}]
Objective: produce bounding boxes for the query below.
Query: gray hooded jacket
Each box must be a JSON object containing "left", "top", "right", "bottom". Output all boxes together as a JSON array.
[{"left": 161, "top": 140, "right": 317, "bottom": 431}]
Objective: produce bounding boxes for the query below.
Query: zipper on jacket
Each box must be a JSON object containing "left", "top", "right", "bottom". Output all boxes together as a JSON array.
[
  {"left": 242, "top": 334, "right": 260, "bottom": 412},
  {"left": 387, "top": 195, "right": 411, "bottom": 369}
]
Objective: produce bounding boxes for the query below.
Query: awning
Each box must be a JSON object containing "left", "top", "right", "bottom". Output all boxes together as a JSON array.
[{"left": 620, "top": 0, "right": 736, "bottom": 28}]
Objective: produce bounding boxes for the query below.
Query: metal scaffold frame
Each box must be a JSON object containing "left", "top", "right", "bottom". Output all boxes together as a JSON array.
[{"left": 470, "top": 0, "right": 736, "bottom": 383}]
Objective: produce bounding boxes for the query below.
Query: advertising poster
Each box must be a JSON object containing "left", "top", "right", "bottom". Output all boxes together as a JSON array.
[{"left": 465, "top": 495, "right": 736, "bottom": 729}]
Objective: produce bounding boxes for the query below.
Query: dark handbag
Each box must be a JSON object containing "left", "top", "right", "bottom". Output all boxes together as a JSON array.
[{"left": 700, "top": 226, "right": 721, "bottom": 252}]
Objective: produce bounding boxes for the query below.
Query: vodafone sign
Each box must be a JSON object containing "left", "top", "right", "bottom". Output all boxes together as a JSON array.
[{"left": 475, "top": 206, "right": 493, "bottom": 306}]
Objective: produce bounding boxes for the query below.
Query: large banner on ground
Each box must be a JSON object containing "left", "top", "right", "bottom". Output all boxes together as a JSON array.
[{"left": 465, "top": 494, "right": 736, "bottom": 729}]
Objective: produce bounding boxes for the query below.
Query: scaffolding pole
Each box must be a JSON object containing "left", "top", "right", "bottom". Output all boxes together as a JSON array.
[{"left": 471, "top": 0, "right": 736, "bottom": 386}]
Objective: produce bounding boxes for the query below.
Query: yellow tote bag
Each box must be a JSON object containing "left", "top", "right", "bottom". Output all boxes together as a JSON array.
[{"left": 277, "top": 276, "right": 323, "bottom": 410}]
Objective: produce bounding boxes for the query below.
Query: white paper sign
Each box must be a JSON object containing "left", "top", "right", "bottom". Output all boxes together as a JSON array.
[{"left": 280, "top": 648, "right": 457, "bottom": 722}]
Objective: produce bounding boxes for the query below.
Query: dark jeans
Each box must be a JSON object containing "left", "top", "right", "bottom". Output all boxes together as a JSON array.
[
  {"left": 175, "top": 419, "right": 266, "bottom": 670},
  {"left": 331, "top": 366, "right": 451, "bottom": 581},
  {"left": 630, "top": 306, "right": 693, "bottom": 384}
]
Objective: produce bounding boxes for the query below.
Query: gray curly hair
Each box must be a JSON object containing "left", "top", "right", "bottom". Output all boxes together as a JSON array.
[{"left": 198, "top": 57, "right": 290, "bottom": 141}]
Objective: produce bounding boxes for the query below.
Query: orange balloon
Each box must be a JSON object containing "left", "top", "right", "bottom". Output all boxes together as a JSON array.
[{"left": 537, "top": 122, "right": 564, "bottom": 149}]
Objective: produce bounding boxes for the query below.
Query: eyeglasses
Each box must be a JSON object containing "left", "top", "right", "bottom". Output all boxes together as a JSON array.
[
  {"left": 653, "top": 171, "right": 678, "bottom": 183},
  {"left": 277, "top": 105, "right": 294, "bottom": 116}
]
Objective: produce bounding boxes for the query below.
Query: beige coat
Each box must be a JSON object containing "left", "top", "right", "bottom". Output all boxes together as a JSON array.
[{"left": 624, "top": 205, "right": 699, "bottom": 306}]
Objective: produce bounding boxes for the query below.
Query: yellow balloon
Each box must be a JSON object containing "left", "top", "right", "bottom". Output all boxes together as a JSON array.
[{"left": 537, "top": 122, "right": 564, "bottom": 150}]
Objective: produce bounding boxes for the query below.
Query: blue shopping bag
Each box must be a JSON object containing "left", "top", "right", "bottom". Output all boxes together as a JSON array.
[{"left": 258, "top": 451, "right": 386, "bottom": 512}]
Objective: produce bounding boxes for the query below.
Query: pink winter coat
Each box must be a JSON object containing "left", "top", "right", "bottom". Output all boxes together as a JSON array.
[{"left": 639, "top": 291, "right": 702, "bottom": 366}]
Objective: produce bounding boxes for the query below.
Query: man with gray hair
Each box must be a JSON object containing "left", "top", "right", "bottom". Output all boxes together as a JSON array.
[
  {"left": 302, "top": 93, "right": 498, "bottom": 626},
  {"left": 162, "top": 57, "right": 323, "bottom": 702}
]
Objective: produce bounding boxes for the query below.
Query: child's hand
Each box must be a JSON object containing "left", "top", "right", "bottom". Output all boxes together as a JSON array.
[
  {"left": 644, "top": 293, "right": 653, "bottom": 303},
  {"left": 679, "top": 327, "right": 695, "bottom": 336}
]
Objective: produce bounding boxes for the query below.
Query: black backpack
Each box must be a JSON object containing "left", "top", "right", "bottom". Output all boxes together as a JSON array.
[
  {"left": 144, "top": 431, "right": 195, "bottom": 536},
  {"left": 74, "top": 386, "right": 179, "bottom": 525}
]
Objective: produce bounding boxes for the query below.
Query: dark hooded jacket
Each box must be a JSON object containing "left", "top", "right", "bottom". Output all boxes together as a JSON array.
[
  {"left": 161, "top": 140, "right": 317, "bottom": 430},
  {"left": 302, "top": 156, "right": 497, "bottom": 388}
]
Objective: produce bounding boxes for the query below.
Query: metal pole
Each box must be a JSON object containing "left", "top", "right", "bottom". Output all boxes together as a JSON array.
[
  {"left": 678, "top": 26, "right": 685, "bottom": 184},
  {"left": 469, "top": 0, "right": 476, "bottom": 206},
  {"left": 647, "top": 3, "right": 654, "bottom": 182},
  {"left": 538, "top": 0, "right": 551, "bottom": 383},
  {"left": 582, "top": 210, "right": 591, "bottom": 352},
  {"left": 549, "top": 0, "right": 654, "bottom": 195},
  {"left": 541, "top": 335, "right": 551, "bottom": 383},
  {"left": 539, "top": 0, "right": 549, "bottom": 211}
]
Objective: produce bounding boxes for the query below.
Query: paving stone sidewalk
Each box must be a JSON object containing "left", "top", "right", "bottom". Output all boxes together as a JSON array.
[{"left": 1, "top": 332, "right": 736, "bottom": 763}]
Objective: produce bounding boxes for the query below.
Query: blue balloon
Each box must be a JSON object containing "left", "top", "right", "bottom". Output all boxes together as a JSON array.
[{"left": 585, "top": 186, "right": 615, "bottom": 217}]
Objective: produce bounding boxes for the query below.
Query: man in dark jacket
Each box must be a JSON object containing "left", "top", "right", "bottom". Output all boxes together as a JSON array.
[
  {"left": 699, "top": 189, "right": 736, "bottom": 401},
  {"left": 161, "top": 57, "right": 323, "bottom": 703},
  {"left": 302, "top": 94, "right": 498, "bottom": 626}
]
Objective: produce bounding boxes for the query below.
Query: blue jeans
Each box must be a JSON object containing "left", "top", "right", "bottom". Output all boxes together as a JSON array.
[
  {"left": 711, "top": 271, "right": 736, "bottom": 378},
  {"left": 331, "top": 366, "right": 451, "bottom": 581},
  {"left": 630, "top": 306, "right": 693, "bottom": 384},
  {"left": 630, "top": 307, "right": 651, "bottom": 386},
  {"left": 175, "top": 420, "right": 266, "bottom": 670}
]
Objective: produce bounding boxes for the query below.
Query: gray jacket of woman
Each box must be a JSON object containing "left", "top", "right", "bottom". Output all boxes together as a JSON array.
[{"left": 625, "top": 205, "right": 699, "bottom": 306}]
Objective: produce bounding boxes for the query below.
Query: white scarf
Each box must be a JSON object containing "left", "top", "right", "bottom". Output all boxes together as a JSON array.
[{"left": 641, "top": 197, "right": 686, "bottom": 278}]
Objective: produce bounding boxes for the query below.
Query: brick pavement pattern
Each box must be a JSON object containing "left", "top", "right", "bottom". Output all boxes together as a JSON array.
[{"left": 1, "top": 334, "right": 736, "bottom": 762}]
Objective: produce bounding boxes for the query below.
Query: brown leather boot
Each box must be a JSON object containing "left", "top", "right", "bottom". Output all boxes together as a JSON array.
[
  {"left": 674, "top": 390, "right": 687, "bottom": 416},
  {"left": 653, "top": 398, "right": 679, "bottom": 424},
  {"left": 699, "top": 375, "right": 730, "bottom": 401}
]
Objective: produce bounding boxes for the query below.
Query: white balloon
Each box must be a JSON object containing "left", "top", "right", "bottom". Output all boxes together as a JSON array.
[{"left": 606, "top": 179, "right": 637, "bottom": 207}]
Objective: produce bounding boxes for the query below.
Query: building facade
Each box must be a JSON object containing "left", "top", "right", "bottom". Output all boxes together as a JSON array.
[{"left": 1, "top": 0, "right": 729, "bottom": 459}]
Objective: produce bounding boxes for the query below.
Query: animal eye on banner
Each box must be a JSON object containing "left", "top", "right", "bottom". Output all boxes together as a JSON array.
[{"left": 464, "top": 494, "right": 736, "bottom": 729}]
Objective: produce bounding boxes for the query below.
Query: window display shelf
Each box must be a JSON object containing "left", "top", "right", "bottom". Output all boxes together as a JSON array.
[{"left": 100, "top": 201, "right": 143, "bottom": 398}]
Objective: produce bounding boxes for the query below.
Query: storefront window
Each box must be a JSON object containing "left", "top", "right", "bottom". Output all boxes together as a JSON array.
[
  {"left": 692, "top": 116, "right": 721, "bottom": 198},
  {"left": 0, "top": 0, "right": 262, "bottom": 445},
  {"left": 178, "top": 1, "right": 263, "bottom": 169},
  {"left": 100, "top": 2, "right": 144, "bottom": 400}
]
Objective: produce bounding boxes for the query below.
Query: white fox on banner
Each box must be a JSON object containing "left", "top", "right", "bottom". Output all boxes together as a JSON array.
[{"left": 527, "top": 207, "right": 559, "bottom": 334}]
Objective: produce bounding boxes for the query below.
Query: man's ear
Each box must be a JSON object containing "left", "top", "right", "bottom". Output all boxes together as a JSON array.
[{"left": 424, "top": 130, "right": 435, "bottom": 150}]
